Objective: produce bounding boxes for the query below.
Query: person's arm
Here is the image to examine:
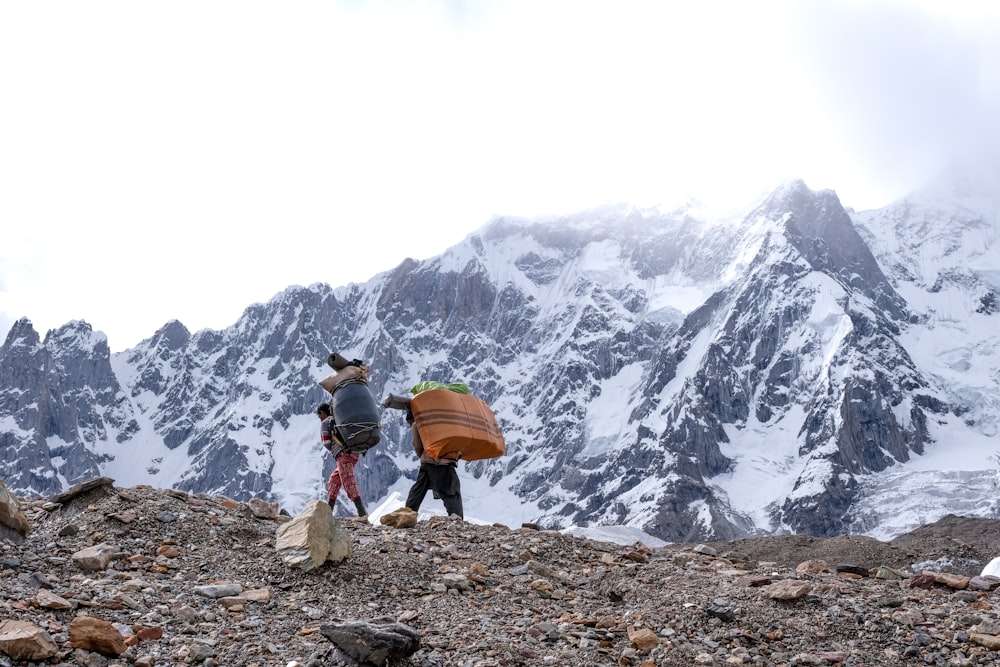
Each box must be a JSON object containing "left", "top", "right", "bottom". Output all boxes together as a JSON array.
[
  {"left": 407, "top": 411, "right": 424, "bottom": 457},
  {"left": 320, "top": 417, "right": 334, "bottom": 451}
]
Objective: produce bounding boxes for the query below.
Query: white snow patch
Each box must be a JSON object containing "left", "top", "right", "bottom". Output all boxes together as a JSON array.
[{"left": 581, "top": 363, "right": 645, "bottom": 457}]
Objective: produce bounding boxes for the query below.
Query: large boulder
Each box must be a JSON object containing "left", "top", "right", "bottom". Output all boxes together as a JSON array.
[
  {"left": 320, "top": 620, "right": 420, "bottom": 666},
  {"left": 275, "top": 500, "right": 351, "bottom": 571}
]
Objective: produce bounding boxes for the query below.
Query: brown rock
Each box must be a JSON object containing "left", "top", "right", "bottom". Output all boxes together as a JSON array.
[
  {"left": 970, "top": 632, "right": 1000, "bottom": 651},
  {"left": 217, "top": 497, "right": 241, "bottom": 510},
  {"left": 817, "top": 651, "right": 849, "bottom": 663},
  {"left": 909, "top": 573, "right": 936, "bottom": 589},
  {"left": 795, "top": 559, "right": 832, "bottom": 575},
  {"left": 628, "top": 627, "right": 660, "bottom": 650},
  {"left": 933, "top": 572, "right": 970, "bottom": 590},
  {"left": 156, "top": 544, "right": 182, "bottom": 558},
  {"left": 763, "top": 579, "right": 812, "bottom": 600},
  {"left": 68, "top": 615, "right": 127, "bottom": 656},
  {"left": 134, "top": 625, "right": 164, "bottom": 641},
  {"left": 243, "top": 587, "right": 271, "bottom": 602},
  {"left": 380, "top": 507, "right": 418, "bottom": 528},
  {"left": 0, "top": 619, "right": 58, "bottom": 660},
  {"left": 248, "top": 497, "right": 278, "bottom": 520}
]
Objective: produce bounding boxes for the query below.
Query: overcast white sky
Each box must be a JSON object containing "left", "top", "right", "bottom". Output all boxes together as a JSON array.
[{"left": 1, "top": 0, "right": 998, "bottom": 352}]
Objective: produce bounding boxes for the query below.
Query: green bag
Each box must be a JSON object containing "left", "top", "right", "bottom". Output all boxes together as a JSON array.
[{"left": 410, "top": 380, "right": 470, "bottom": 395}]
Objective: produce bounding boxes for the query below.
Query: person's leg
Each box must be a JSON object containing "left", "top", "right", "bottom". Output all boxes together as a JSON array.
[
  {"left": 327, "top": 467, "right": 342, "bottom": 504},
  {"left": 336, "top": 454, "right": 366, "bottom": 516},
  {"left": 426, "top": 464, "right": 463, "bottom": 519},
  {"left": 405, "top": 465, "right": 431, "bottom": 512},
  {"left": 439, "top": 466, "right": 463, "bottom": 519},
  {"left": 339, "top": 454, "right": 361, "bottom": 500}
]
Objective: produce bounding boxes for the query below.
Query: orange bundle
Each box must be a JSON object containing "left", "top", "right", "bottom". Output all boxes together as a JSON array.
[{"left": 409, "top": 389, "right": 505, "bottom": 461}]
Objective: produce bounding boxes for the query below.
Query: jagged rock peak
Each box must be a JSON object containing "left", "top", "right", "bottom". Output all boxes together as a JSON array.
[
  {"left": 1, "top": 317, "right": 41, "bottom": 352},
  {"left": 148, "top": 320, "right": 191, "bottom": 351},
  {"left": 42, "top": 320, "right": 108, "bottom": 354}
]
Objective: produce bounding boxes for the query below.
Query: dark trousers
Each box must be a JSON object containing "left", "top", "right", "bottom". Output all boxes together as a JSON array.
[{"left": 405, "top": 463, "right": 463, "bottom": 519}]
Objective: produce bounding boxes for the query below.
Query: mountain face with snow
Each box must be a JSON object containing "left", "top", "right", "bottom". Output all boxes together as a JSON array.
[{"left": 2, "top": 175, "right": 998, "bottom": 542}]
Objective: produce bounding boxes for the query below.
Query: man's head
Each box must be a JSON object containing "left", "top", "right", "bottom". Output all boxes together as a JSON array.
[{"left": 317, "top": 403, "right": 331, "bottom": 419}]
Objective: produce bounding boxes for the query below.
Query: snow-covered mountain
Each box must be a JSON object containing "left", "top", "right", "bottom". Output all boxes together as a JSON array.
[{"left": 2, "top": 173, "right": 998, "bottom": 542}]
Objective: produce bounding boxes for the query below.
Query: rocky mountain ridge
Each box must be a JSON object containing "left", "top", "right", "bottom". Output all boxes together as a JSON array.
[{"left": 1, "top": 177, "right": 997, "bottom": 543}]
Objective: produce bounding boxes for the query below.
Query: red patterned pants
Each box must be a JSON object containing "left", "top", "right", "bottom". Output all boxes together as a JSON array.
[{"left": 327, "top": 453, "right": 361, "bottom": 501}]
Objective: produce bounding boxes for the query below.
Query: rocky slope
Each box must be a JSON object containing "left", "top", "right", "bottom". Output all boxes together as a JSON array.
[{"left": 4, "top": 479, "right": 1000, "bottom": 666}]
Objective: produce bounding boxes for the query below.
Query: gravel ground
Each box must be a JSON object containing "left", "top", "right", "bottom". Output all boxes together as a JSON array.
[{"left": 3, "top": 480, "right": 1000, "bottom": 666}]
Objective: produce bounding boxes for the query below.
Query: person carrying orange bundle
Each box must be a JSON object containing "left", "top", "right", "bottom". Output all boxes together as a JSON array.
[{"left": 403, "top": 408, "right": 463, "bottom": 519}]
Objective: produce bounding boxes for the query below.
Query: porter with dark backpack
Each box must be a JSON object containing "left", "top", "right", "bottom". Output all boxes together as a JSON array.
[{"left": 318, "top": 353, "right": 381, "bottom": 455}]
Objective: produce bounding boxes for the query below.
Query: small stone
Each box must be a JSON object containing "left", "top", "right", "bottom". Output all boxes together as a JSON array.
[
  {"left": 242, "top": 587, "right": 271, "bottom": 602},
  {"left": 934, "top": 572, "right": 971, "bottom": 590},
  {"left": 72, "top": 543, "right": 118, "bottom": 572},
  {"left": 134, "top": 626, "right": 164, "bottom": 641},
  {"left": 156, "top": 544, "right": 182, "bottom": 558},
  {"left": 970, "top": 633, "right": 1000, "bottom": 651},
  {"left": 628, "top": 627, "right": 659, "bottom": 650},
  {"left": 36, "top": 589, "right": 74, "bottom": 610},
  {"left": 969, "top": 575, "right": 1000, "bottom": 591},
  {"left": 737, "top": 575, "right": 772, "bottom": 587},
  {"left": 248, "top": 497, "right": 278, "bottom": 520},
  {"left": 764, "top": 579, "right": 812, "bottom": 600},
  {"left": 909, "top": 573, "right": 937, "bottom": 589},
  {"left": 706, "top": 604, "right": 735, "bottom": 622},
  {"left": 795, "top": 560, "right": 832, "bottom": 574},
  {"left": 194, "top": 583, "right": 243, "bottom": 598},
  {"left": 873, "top": 566, "right": 906, "bottom": 580},
  {"left": 891, "top": 609, "right": 924, "bottom": 626}
]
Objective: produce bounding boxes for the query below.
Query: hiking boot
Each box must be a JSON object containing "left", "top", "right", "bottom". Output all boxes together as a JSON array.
[{"left": 353, "top": 498, "right": 367, "bottom": 517}]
